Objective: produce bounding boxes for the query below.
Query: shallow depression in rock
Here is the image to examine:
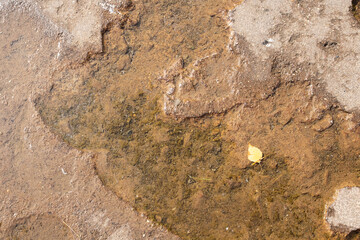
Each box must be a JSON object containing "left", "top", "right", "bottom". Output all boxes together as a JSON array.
[{"left": 36, "top": 0, "right": 360, "bottom": 239}]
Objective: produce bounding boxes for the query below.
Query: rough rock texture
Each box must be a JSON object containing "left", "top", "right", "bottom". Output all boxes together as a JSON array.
[
  {"left": 326, "top": 187, "right": 360, "bottom": 233},
  {"left": 312, "top": 114, "right": 334, "bottom": 132},
  {"left": 230, "top": 0, "right": 360, "bottom": 112},
  {"left": 162, "top": 0, "right": 360, "bottom": 118},
  {"left": 160, "top": 53, "right": 278, "bottom": 118},
  {"left": 0, "top": 0, "right": 104, "bottom": 59},
  {"left": 2, "top": 0, "right": 360, "bottom": 238},
  {"left": 0, "top": 0, "right": 131, "bottom": 60},
  {"left": 35, "top": 0, "right": 103, "bottom": 52},
  {"left": 0, "top": 1, "right": 178, "bottom": 239}
]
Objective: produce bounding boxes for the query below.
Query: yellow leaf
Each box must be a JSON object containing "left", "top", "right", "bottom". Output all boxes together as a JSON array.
[{"left": 248, "top": 143, "right": 263, "bottom": 165}]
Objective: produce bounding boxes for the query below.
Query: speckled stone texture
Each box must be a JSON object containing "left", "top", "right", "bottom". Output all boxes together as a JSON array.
[{"left": 326, "top": 187, "right": 360, "bottom": 233}]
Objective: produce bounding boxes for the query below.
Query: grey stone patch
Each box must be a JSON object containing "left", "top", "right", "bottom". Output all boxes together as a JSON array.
[
  {"left": 107, "top": 225, "right": 134, "bottom": 240},
  {"left": 1, "top": 0, "right": 126, "bottom": 59},
  {"left": 162, "top": 0, "right": 360, "bottom": 117},
  {"left": 100, "top": 0, "right": 132, "bottom": 15},
  {"left": 229, "top": 0, "right": 292, "bottom": 59},
  {"left": 230, "top": 0, "right": 360, "bottom": 112},
  {"left": 326, "top": 187, "right": 360, "bottom": 233},
  {"left": 34, "top": 0, "right": 103, "bottom": 52}
]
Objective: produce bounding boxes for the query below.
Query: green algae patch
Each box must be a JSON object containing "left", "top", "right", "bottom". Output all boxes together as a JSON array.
[
  {"left": 35, "top": 0, "right": 360, "bottom": 239},
  {"left": 37, "top": 85, "right": 360, "bottom": 239},
  {"left": 37, "top": 90, "right": 309, "bottom": 239}
]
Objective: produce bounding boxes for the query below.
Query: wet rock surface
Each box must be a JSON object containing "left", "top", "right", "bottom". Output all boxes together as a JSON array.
[
  {"left": 326, "top": 187, "right": 360, "bottom": 233},
  {"left": 231, "top": 0, "right": 360, "bottom": 112},
  {"left": 35, "top": 0, "right": 360, "bottom": 239},
  {"left": 161, "top": 53, "right": 278, "bottom": 118},
  {"left": 312, "top": 114, "right": 334, "bottom": 132},
  {"left": 5, "top": 214, "right": 73, "bottom": 240},
  {"left": 0, "top": 1, "right": 178, "bottom": 239},
  {"left": 162, "top": 0, "right": 360, "bottom": 118},
  {"left": 2, "top": 0, "right": 360, "bottom": 239}
]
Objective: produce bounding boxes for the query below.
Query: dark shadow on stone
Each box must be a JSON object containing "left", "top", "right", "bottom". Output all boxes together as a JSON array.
[
  {"left": 346, "top": 229, "right": 360, "bottom": 240},
  {"left": 352, "top": 0, "right": 360, "bottom": 22}
]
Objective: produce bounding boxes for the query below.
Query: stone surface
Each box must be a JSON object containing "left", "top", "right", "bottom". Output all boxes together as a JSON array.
[
  {"left": 312, "top": 114, "right": 334, "bottom": 132},
  {"left": 36, "top": 0, "right": 103, "bottom": 52},
  {"left": 326, "top": 187, "right": 360, "bottom": 233},
  {"left": 0, "top": 2, "right": 178, "bottom": 239},
  {"left": 231, "top": 0, "right": 360, "bottom": 112},
  {"left": 161, "top": 0, "right": 360, "bottom": 118},
  {"left": 2, "top": 0, "right": 360, "bottom": 238}
]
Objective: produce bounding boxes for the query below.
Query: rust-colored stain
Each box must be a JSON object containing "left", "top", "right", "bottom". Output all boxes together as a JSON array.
[{"left": 36, "top": 0, "right": 360, "bottom": 239}]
